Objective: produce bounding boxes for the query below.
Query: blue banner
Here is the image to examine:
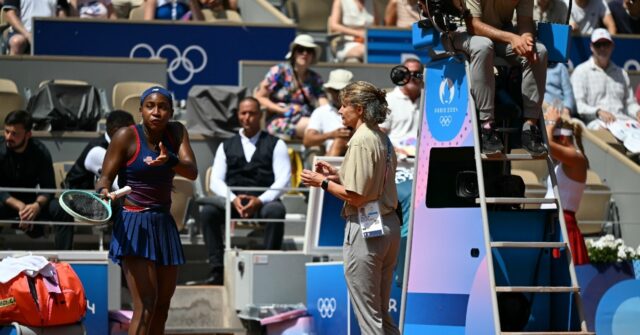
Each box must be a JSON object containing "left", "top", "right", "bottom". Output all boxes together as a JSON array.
[
  {"left": 72, "top": 264, "right": 109, "bottom": 335},
  {"left": 307, "top": 262, "right": 402, "bottom": 335},
  {"left": 33, "top": 18, "right": 296, "bottom": 99}
]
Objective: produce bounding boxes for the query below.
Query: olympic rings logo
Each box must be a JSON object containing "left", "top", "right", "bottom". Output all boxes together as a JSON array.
[
  {"left": 317, "top": 297, "right": 337, "bottom": 318},
  {"left": 130, "top": 43, "right": 207, "bottom": 85},
  {"left": 439, "top": 115, "right": 452, "bottom": 127}
]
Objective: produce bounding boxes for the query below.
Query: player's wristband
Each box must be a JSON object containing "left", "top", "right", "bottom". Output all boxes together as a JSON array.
[{"left": 166, "top": 152, "right": 180, "bottom": 168}]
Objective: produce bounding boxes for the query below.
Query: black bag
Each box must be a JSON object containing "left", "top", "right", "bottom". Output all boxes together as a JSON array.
[{"left": 26, "top": 82, "right": 102, "bottom": 131}]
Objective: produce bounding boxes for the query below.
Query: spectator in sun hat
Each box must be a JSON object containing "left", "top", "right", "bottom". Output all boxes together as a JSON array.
[
  {"left": 304, "top": 69, "right": 354, "bottom": 156},
  {"left": 571, "top": 28, "right": 640, "bottom": 129},
  {"left": 254, "top": 34, "right": 328, "bottom": 140}
]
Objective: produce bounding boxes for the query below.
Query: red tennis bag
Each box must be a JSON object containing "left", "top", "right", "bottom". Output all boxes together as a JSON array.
[{"left": 0, "top": 261, "right": 86, "bottom": 326}]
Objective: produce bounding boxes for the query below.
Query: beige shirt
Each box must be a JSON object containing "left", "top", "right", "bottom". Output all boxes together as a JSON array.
[
  {"left": 467, "top": 0, "right": 533, "bottom": 28},
  {"left": 339, "top": 124, "right": 398, "bottom": 217}
]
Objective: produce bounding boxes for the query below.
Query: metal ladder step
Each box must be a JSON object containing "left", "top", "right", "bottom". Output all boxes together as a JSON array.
[
  {"left": 481, "top": 153, "right": 548, "bottom": 161},
  {"left": 491, "top": 242, "right": 567, "bottom": 248},
  {"left": 502, "top": 332, "right": 594, "bottom": 335},
  {"left": 496, "top": 286, "right": 580, "bottom": 293},
  {"left": 476, "top": 197, "right": 557, "bottom": 204}
]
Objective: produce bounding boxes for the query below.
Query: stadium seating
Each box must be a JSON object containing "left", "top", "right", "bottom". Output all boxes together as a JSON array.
[
  {"left": 286, "top": 0, "right": 332, "bottom": 32},
  {"left": 128, "top": 5, "right": 145, "bottom": 20},
  {"left": 172, "top": 176, "right": 195, "bottom": 232},
  {"left": 112, "top": 81, "right": 161, "bottom": 123},
  {"left": 576, "top": 170, "right": 612, "bottom": 236},
  {"left": 38, "top": 79, "right": 88, "bottom": 88},
  {"left": 0, "top": 78, "right": 24, "bottom": 129}
]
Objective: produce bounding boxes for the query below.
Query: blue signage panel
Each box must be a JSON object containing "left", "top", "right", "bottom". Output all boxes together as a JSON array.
[
  {"left": 72, "top": 264, "right": 109, "bottom": 335},
  {"left": 307, "top": 262, "right": 402, "bottom": 335},
  {"left": 33, "top": 19, "right": 296, "bottom": 99}
]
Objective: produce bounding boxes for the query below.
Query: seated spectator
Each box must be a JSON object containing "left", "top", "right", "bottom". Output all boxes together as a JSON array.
[
  {"left": 254, "top": 34, "right": 328, "bottom": 140},
  {"left": 111, "top": 0, "right": 143, "bottom": 18},
  {"left": 384, "top": 0, "right": 419, "bottom": 28},
  {"left": 0, "top": 111, "right": 59, "bottom": 242},
  {"left": 452, "top": 0, "right": 548, "bottom": 156},
  {"left": 189, "top": 97, "right": 291, "bottom": 285},
  {"left": 636, "top": 83, "right": 640, "bottom": 104},
  {"left": 143, "top": 0, "right": 200, "bottom": 20},
  {"left": 69, "top": 0, "right": 117, "bottom": 18},
  {"left": 329, "top": 0, "right": 380, "bottom": 62},
  {"left": 571, "top": 28, "right": 640, "bottom": 129},
  {"left": 48, "top": 111, "right": 134, "bottom": 250},
  {"left": 609, "top": 0, "right": 640, "bottom": 34},
  {"left": 189, "top": 0, "right": 240, "bottom": 21},
  {"left": 304, "top": 69, "right": 354, "bottom": 156},
  {"left": 534, "top": 0, "right": 569, "bottom": 23},
  {"left": 381, "top": 58, "right": 423, "bottom": 157},
  {"left": 570, "top": 0, "right": 617, "bottom": 34},
  {"left": 544, "top": 61, "right": 576, "bottom": 118},
  {"left": 2, "top": 0, "right": 68, "bottom": 55}
]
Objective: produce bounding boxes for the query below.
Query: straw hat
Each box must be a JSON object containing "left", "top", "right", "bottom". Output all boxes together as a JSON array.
[
  {"left": 323, "top": 69, "right": 353, "bottom": 90},
  {"left": 285, "top": 34, "right": 322, "bottom": 63}
]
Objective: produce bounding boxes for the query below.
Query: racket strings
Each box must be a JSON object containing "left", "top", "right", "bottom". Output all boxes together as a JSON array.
[{"left": 61, "top": 193, "right": 110, "bottom": 221}]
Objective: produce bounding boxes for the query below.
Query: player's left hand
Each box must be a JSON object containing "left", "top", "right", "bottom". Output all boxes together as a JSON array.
[{"left": 145, "top": 142, "right": 170, "bottom": 166}]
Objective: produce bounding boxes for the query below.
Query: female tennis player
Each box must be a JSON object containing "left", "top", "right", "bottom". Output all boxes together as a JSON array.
[{"left": 95, "top": 86, "right": 197, "bottom": 335}]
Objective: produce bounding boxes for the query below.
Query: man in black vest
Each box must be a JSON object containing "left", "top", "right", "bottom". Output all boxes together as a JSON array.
[
  {"left": 193, "top": 97, "right": 291, "bottom": 285},
  {"left": 49, "top": 110, "right": 134, "bottom": 249}
]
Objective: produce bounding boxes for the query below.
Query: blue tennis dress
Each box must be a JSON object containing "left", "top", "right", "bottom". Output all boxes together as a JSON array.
[{"left": 109, "top": 124, "right": 185, "bottom": 266}]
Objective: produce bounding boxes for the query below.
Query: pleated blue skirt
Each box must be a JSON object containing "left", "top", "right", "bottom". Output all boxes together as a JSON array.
[{"left": 109, "top": 208, "right": 185, "bottom": 266}]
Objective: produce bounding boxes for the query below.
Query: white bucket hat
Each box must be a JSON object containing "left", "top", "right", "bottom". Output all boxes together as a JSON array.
[
  {"left": 323, "top": 69, "right": 353, "bottom": 90},
  {"left": 285, "top": 34, "right": 322, "bottom": 63}
]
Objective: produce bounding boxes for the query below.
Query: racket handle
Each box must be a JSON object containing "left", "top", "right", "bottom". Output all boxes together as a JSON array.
[{"left": 110, "top": 186, "right": 132, "bottom": 199}]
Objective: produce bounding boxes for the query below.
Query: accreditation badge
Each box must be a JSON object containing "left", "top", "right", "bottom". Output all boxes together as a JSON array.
[{"left": 357, "top": 201, "right": 384, "bottom": 238}]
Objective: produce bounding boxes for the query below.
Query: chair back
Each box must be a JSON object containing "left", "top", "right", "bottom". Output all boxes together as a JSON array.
[
  {"left": 112, "top": 81, "right": 161, "bottom": 111},
  {"left": 53, "top": 161, "right": 75, "bottom": 191},
  {"left": 121, "top": 94, "right": 143, "bottom": 124},
  {"left": 171, "top": 176, "right": 195, "bottom": 232},
  {"left": 0, "top": 78, "right": 22, "bottom": 128},
  {"left": 287, "top": 0, "right": 331, "bottom": 31},
  {"left": 128, "top": 5, "right": 145, "bottom": 20}
]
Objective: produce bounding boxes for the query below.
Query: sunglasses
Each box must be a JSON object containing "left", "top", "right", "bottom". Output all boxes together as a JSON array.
[
  {"left": 295, "top": 46, "right": 315, "bottom": 54},
  {"left": 593, "top": 41, "right": 612, "bottom": 49}
]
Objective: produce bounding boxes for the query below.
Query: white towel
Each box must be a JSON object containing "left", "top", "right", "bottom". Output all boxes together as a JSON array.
[{"left": 0, "top": 255, "right": 56, "bottom": 284}]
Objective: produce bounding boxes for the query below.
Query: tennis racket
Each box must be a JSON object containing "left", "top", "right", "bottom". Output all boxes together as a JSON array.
[{"left": 58, "top": 186, "right": 132, "bottom": 224}]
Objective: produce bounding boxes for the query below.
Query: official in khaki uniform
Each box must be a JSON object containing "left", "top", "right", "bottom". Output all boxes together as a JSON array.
[{"left": 302, "top": 81, "right": 401, "bottom": 335}]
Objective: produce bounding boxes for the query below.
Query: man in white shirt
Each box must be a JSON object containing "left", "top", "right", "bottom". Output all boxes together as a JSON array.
[
  {"left": 2, "top": 0, "right": 68, "bottom": 55},
  {"left": 570, "top": 0, "right": 617, "bottom": 35},
  {"left": 194, "top": 97, "right": 291, "bottom": 285},
  {"left": 381, "top": 58, "right": 423, "bottom": 157},
  {"left": 49, "top": 110, "right": 134, "bottom": 250},
  {"left": 304, "top": 69, "right": 354, "bottom": 156},
  {"left": 571, "top": 28, "right": 640, "bottom": 129}
]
